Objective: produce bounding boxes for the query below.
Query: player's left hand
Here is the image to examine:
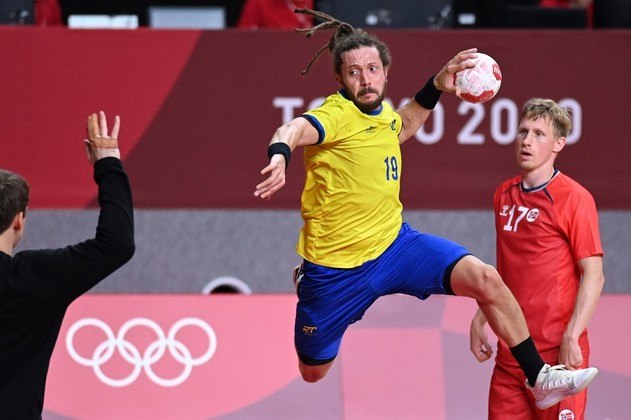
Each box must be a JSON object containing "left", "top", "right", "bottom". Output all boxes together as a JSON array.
[{"left": 433, "top": 48, "right": 478, "bottom": 94}]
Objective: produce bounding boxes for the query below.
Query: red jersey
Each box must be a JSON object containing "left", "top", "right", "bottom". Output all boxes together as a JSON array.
[{"left": 494, "top": 171, "right": 603, "bottom": 366}]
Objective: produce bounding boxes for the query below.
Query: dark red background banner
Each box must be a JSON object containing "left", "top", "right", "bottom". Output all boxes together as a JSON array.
[{"left": 1, "top": 28, "right": 629, "bottom": 209}]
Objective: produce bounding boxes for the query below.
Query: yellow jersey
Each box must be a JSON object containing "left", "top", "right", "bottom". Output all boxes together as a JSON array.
[{"left": 297, "top": 90, "right": 403, "bottom": 268}]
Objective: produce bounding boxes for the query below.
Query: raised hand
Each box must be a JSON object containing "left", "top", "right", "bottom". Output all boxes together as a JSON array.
[
  {"left": 433, "top": 48, "right": 478, "bottom": 95},
  {"left": 85, "top": 111, "right": 121, "bottom": 164}
]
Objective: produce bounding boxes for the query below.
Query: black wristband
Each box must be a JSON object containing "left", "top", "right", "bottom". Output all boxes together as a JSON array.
[
  {"left": 414, "top": 75, "right": 442, "bottom": 110},
  {"left": 267, "top": 142, "right": 291, "bottom": 169}
]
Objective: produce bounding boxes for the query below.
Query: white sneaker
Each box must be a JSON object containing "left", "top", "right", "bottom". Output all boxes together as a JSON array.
[
  {"left": 292, "top": 263, "right": 304, "bottom": 293},
  {"left": 527, "top": 364, "right": 598, "bottom": 410}
]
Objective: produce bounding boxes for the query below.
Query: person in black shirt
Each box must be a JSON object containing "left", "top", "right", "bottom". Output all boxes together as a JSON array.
[{"left": 0, "top": 111, "right": 135, "bottom": 418}]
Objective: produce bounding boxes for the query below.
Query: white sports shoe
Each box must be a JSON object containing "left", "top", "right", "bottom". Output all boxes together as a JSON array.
[{"left": 527, "top": 364, "right": 599, "bottom": 410}]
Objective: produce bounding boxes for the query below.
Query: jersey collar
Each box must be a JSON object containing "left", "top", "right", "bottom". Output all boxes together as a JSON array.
[{"left": 520, "top": 169, "right": 560, "bottom": 192}]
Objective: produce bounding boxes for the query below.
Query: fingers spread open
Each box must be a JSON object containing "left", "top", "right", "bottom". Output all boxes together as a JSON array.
[{"left": 86, "top": 111, "right": 119, "bottom": 149}]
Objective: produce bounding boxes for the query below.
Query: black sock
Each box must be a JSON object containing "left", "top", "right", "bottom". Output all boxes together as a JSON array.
[{"left": 509, "top": 337, "right": 545, "bottom": 387}]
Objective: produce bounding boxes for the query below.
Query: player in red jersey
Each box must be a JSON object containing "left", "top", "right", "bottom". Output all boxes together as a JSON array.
[{"left": 470, "top": 98, "right": 605, "bottom": 418}]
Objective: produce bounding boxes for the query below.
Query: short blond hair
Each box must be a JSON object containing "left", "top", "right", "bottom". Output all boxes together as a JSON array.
[{"left": 520, "top": 98, "right": 572, "bottom": 138}]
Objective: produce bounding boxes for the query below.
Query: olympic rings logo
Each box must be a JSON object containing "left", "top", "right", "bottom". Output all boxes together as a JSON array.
[{"left": 65, "top": 317, "right": 217, "bottom": 387}]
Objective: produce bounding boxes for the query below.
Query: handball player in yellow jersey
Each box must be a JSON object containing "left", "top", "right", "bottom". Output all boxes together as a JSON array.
[{"left": 254, "top": 10, "right": 597, "bottom": 409}]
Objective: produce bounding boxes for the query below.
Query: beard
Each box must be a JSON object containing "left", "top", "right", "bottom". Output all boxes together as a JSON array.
[{"left": 344, "top": 82, "right": 387, "bottom": 113}]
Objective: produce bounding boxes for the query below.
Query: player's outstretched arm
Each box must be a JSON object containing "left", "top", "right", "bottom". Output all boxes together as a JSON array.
[
  {"left": 254, "top": 117, "right": 318, "bottom": 201},
  {"left": 23, "top": 110, "right": 134, "bottom": 299},
  {"left": 398, "top": 48, "right": 477, "bottom": 143}
]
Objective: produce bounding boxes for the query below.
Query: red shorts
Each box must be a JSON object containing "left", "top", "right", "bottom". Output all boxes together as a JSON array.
[{"left": 489, "top": 360, "right": 588, "bottom": 420}]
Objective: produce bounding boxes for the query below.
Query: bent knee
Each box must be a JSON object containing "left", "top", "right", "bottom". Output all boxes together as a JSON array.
[
  {"left": 474, "top": 265, "right": 508, "bottom": 300},
  {"left": 301, "top": 370, "right": 325, "bottom": 383},
  {"left": 480, "top": 264, "right": 502, "bottom": 286},
  {"left": 452, "top": 258, "right": 506, "bottom": 300},
  {"left": 300, "top": 366, "right": 327, "bottom": 383},
  {"left": 299, "top": 360, "right": 333, "bottom": 383}
]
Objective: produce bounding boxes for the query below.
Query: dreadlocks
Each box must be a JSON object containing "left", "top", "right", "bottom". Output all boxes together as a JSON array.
[{"left": 294, "top": 9, "right": 392, "bottom": 76}]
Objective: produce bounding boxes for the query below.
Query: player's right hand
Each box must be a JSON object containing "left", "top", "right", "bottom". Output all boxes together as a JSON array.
[
  {"left": 254, "top": 155, "right": 286, "bottom": 200},
  {"left": 470, "top": 317, "right": 493, "bottom": 362}
]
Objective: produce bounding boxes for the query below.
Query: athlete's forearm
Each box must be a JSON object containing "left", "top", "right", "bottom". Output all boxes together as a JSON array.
[
  {"left": 472, "top": 308, "right": 488, "bottom": 328},
  {"left": 564, "top": 256, "right": 604, "bottom": 341}
]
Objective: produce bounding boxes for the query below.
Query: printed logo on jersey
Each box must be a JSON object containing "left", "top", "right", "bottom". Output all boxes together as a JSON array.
[
  {"left": 302, "top": 325, "right": 318, "bottom": 335},
  {"left": 501, "top": 205, "right": 540, "bottom": 232},
  {"left": 365, "top": 126, "right": 376, "bottom": 133},
  {"left": 526, "top": 208, "right": 540, "bottom": 222},
  {"left": 390, "top": 119, "right": 396, "bottom": 131},
  {"left": 559, "top": 409, "right": 575, "bottom": 420}
]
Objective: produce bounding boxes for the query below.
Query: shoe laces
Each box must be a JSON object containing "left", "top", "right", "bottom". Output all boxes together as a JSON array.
[{"left": 541, "top": 364, "right": 574, "bottom": 391}]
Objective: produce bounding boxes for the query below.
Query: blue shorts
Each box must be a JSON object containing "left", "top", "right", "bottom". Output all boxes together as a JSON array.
[{"left": 294, "top": 222, "right": 470, "bottom": 365}]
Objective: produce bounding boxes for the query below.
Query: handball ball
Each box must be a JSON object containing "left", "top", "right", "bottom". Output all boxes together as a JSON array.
[{"left": 453, "top": 53, "right": 502, "bottom": 104}]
